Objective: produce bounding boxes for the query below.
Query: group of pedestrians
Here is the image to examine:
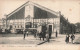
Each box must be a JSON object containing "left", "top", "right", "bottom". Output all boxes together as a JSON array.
[
  {"left": 65, "top": 34, "right": 75, "bottom": 44},
  {"left": 36, "top": 25, "right": 50, "bottom": 42},
  {"left": 23, "top": 28, "right": 76, "bottom": 44},
  {"left": 23, "top": 28, "right": 50, "bottom": 42},
  {"left": 38, "top": 30, "right": 50, "bottom": 42}
]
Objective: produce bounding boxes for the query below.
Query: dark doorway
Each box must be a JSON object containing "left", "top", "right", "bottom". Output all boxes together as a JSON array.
[
  {"left": 25, "top": 22, "right": 32, "bottom": 28},
  {"left": 49, "top": 25, "right": 52, "bottom": 38},
  {"left": 10, "top": 25, "right": 12, "bottom": 30}
]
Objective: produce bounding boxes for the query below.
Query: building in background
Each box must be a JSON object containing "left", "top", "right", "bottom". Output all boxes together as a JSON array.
[
  {"left": 0, "top": 19, "right": 3, "bottom": 29},
  {"left": 2, "top": 1, "right": 75, "bottom": 36},
  {"left": 75, "top": 23, "right": 80, "bottom": 33}
]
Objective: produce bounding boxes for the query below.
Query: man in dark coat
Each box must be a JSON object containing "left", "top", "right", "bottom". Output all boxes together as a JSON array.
[
  {"left": 71, "top": 34, "right": 75, "bottom": 44},
  {"left": 39, "top": 32, "right": 42, "bottom": 40},
  {"left": 23, "top": 29, "right": 26, "bottom": 40},
  {"left": 56, "top": 31, "right": 58, "bottom": 37}
]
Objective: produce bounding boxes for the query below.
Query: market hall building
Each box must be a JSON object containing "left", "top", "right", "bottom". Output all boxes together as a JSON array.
[{"left": 4, "top": 1, "right": 72, "bottom": 37}]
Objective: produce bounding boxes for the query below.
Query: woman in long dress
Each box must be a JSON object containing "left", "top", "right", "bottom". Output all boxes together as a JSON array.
[{"left": 65, "top": 34, "right": 70, "bottom": 43}]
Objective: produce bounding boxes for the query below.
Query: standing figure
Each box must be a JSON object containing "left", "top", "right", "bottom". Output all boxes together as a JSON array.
[
  {"left": 35, "top": 30, "right": 38, "bottom": 40},
  {"left": 42, "top": 25, "right": 47, "bottom": 41},
  {"left": 37, "top": 25, "right": 42, "bottom": 40},
  {"left": 26, "top": 30, "right": 29, "bottom": 37},
  {"left": 71, "top": 34, "right": 75, "bottom": 44},
  {"left": 56, "top": 31, "right": 58, "bottom": 37},
  {"left": 42, "top": 32, "right": 45, "bottom": 41},
  {"left": 34, "top": 30, "right": 37, "bottom": 38},
  {"left": 39, "top": 32, "right": 42, "bottom": 40},
  {"left": 23, "top": 30, "right": 26, "bottom": 40},
  {"left": 65, "top": 34, "right": 70, "bottom": 43},
  {"left": 46, "top": 31, "right": 50, "bottom": 42}
]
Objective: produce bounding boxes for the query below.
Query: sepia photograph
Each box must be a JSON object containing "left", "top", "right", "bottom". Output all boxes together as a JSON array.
[{"left": 0, "top": 0, "right": 80, "bottom": 50}]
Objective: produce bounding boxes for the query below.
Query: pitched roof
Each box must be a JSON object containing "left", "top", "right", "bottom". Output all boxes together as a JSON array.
[
  {"left": 7, "top": 1, "right": 59, "bottom": 19},
  {"left": 7, "top": 1, "right": 29, "bottom": 18},
  {"left": 31, "top": 1, "right": 59, "bottom": 16}
]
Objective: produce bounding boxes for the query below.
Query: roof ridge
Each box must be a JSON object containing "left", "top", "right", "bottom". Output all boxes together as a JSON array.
[{"left": 7, "top": 1, "right": 59, "bottom": 18}]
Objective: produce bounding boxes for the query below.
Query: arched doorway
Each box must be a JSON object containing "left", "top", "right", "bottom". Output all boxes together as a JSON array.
[{"left": 25, "top": 22, "right": 32, "bottom": 28}]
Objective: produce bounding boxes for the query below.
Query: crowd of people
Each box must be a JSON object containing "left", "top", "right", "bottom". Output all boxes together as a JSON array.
[
  {"left": 23, "top": 25, "right": 51, "bottom": 42},
  {"left": 23, "top": 29, "right": 50, "bottom": 42},
  {"left": 22, "top": 25, "right": 75, "bottom": 44},
  {"left": 23, "top": 28, "right": 76, "bottom": 44}
]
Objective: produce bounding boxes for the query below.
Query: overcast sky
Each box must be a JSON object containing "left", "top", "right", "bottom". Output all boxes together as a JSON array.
[{"left": 0, "top": 0, "right": 80, "bottom": 24}]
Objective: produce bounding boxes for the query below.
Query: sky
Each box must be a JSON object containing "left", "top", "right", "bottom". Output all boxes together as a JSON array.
[{"left": 0, "top": 0, "right": 80, "bottom": 24}]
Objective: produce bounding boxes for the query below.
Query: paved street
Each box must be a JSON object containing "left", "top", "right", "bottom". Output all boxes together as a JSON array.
[
  {"left": 0, "top": 34, "right": 80, "bottom": 45},
  {"left": 0, "top": 34, "right": 80, "bottom": 50},
  {"left": 39, "top": 34, "right": 80, "bottom": 45},
  {"left": 0, "top": 34, "right": 44, "bottom": 45},
  {"left": 38, "top": 34, "right": 80, "bottom": 50}
]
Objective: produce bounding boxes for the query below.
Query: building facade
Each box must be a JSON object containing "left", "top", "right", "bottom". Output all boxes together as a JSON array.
[{"left": 2, "top": 1, "right": 74, "bottom": 36}]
